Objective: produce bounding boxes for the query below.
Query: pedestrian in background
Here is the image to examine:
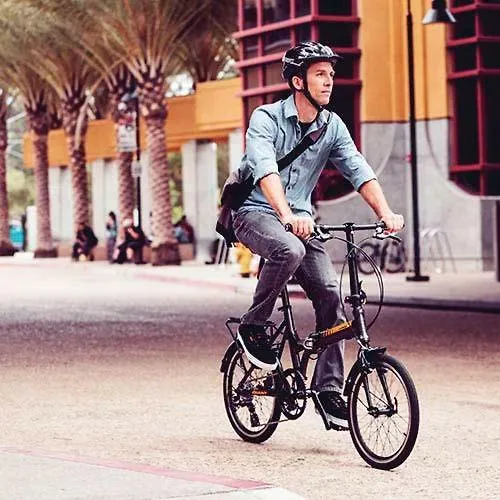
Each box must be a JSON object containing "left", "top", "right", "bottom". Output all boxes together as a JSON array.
[
  {"left": 235, "top": 243, "right": 254, "bottom": 278},
  {"left": 105, "top": 211, "right": 118, "bottom": 262}
]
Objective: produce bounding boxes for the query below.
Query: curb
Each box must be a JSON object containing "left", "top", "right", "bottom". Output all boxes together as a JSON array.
[
  {"left": 135, "top": 272, "right": 500, "bottom": 314},
  {"left": 0, "top": 446, "right": 306, "bottom": 499}
]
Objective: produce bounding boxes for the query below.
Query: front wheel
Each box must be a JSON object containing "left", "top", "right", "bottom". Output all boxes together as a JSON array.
[
  {"left": 222, "top": 347, "right": 281, "bottom": 443},
  {"left": 347, "top": 353, "right": 419, "bottom": 470}
]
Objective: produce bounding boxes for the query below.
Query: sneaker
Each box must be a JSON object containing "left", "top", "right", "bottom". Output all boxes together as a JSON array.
[
  {"left": 237, "top": 324, "right": 278, "bottom": 371},
  {"left": 316, "top": 391, "right": 349, "bottom": 430}
]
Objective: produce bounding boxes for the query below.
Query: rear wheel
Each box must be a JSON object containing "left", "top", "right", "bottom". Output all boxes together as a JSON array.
[
  {"left": 384, "top": 240, "right": 406, "bottom": 273},
  {"left": 222, "top": 347, "right": 280, "bottom": 443},
  {"left": 348, "top": 353, "right": 419, "bottom": 469},
  {"left": 357, "top": 242, "right": 378, "bottom": 275}
]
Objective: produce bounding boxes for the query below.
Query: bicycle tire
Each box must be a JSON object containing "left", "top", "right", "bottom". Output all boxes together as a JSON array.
[
  {"left": 384, "top": 240, "right": 406, "bottom": 273},
  {"left": 347, "top": 353, "right": 419, "bottom": 470},
  {"left": 357, "top": 242, "right": 378, "bottom": 275},
  {"left": 222, "top": 347, "right": 281, "bottom": 443}
]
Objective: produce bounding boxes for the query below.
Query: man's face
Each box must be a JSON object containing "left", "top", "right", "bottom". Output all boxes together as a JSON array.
[{"left": 295, "top": 60, "right": 335, "bottom": 106}]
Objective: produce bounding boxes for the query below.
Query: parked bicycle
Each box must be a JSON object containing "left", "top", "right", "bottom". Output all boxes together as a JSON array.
[
  {"left": 220, "top": 222, "right": 419, "bottom": 470},
  {"left": 357, "top": 235, "right": 406, "bottom": 275}
]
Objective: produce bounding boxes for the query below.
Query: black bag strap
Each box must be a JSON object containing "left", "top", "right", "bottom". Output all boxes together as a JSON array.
[{"left": 276, "top": 111, "right": 330, "bottom": 171}]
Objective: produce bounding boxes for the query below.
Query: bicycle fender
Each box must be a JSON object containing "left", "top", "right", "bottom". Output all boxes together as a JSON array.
[
  {"left": 343, "top": 360, "right": 363, "bottom": 397},
  {"left": 220, "top": 342, "right": 239, "bottom": 373},
  {"left": 343, "top": 347, "right": 387, "bottom": 397}
]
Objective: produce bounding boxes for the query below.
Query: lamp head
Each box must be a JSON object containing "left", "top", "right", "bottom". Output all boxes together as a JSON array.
[{"left": 423, "top": 0, "right": 456, "bottom": 24}]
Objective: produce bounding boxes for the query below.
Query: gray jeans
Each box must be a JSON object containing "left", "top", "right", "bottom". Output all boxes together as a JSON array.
[{"left": 233, "top": 210, "right": 345, "bottom": 393}]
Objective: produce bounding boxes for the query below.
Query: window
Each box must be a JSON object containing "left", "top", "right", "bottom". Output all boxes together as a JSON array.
[
  {"left": 263, "top": 28, "right": 291, "bottom": 54},
  {"left": 318, "top": 0, "right": 352, "bottom": 16},
  {"left": 243, "top": 36, "right": 259, "bottom": 59},
  {"left": 263, "top": 0, "right": 290, "bottom": 25},
  {"left": 243, "top": 67, "right": 260, "bottom": 88},
  {"left": 448, "top": 1, "right": 500, "bottom": 195},
  {"left": 295, "top": 0, "right": 311, "bottom": 17},
  {"left": 454, "top": 79, "right": 479, "bottom": 165},
  {"left": 485, "top": 77, "right": 500, "bottom": 164},
  {"left": 244, "top": 0, "right": 258, "bottom": 29},
  {"left": 264, "top": 61, "right": 284, "bottom": 86},
  {"left": 295, "top": 23, "right": 311, "bottom": 41}
]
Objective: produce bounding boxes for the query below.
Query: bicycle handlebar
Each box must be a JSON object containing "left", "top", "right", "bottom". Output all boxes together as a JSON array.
[
  {"left": 315, "top": 222, "right": 386, "bottom": 233},
  {"left": 284, "top": 221, "right": 402, "bottom": 243}
]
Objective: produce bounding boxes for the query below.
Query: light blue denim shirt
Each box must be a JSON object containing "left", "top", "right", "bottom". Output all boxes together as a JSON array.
[{"left": 237, "top": 94, "right": 376, "bottom": 217}]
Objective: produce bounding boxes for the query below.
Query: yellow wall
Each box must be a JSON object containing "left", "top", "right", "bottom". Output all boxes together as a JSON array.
[
  {"left": 359, "top": 0, "right": 449, "bottom": 122},
  {"left": 24, "top": 78, "right": 243, "bottom": 168}
]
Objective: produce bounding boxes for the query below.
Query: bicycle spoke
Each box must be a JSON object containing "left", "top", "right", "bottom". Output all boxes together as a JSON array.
[{"left": 350, "top": 355, "right": 418, "bottom": 468}]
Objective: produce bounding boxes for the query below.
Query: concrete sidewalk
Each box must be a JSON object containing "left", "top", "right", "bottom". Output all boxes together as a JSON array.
[
  {"left": 0, "top": 446, "right": 304, "bottom": 499},
  {"left": 133, "top": 261, "right": 500, "bottom": 314},
  {"left": 2, "top": 253, "right": 500, "bottom": 313}
]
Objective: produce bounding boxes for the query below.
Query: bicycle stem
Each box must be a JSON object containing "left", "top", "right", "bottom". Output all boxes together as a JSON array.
[{"left": 345, "top": 224, "right": 370, "bottom": 346}]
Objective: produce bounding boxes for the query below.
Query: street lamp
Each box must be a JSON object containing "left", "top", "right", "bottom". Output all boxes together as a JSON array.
[
  {"left": 118, "top": 90, "right": 142, "bottom": 229},
  {"left": 405, "top": 0, "right": 455, "bottom": 282}
]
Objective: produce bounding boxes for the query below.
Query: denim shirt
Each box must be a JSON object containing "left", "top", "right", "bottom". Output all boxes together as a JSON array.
[{"left": 237, "top": 94, "right": 376, "bottom": 217}]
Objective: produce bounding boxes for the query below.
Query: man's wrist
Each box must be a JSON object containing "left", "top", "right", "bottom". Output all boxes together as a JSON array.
[{"left": 279, "top": 210, "right": 294, "bottom": 222}]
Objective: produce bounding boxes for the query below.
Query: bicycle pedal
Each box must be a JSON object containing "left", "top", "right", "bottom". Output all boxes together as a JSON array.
[{"left": 328, "top": 422, "right": 349, "bottom": 432}]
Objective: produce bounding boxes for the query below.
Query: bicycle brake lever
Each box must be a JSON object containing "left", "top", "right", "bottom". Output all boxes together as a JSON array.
[
  {"left": 310, "top": 227, "right": 331, "bottom": 243},
  {"left": 285, "top": 223, "right": 331, "bottom": 243},
  {"left": 374, "top": 232, "right": 402, "bottom": 243}
]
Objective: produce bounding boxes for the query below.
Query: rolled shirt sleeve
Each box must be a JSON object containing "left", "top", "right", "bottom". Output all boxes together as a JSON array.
[
  {"left": 328, "top": 117, "right": 376, "bottom": 191},
  {"left": 245, "top": 109, "right": 280, "bottom": 185}
]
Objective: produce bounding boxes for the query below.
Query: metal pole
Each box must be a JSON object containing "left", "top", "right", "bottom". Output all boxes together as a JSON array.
[
  {"left": 135, "top": 97, "right": 142, "bottom": 229},
  {"left": 495, "top": 201, "right": 500, "bottom": 282},
  {"left": 406, "top": 0, "right": 429, "bottom": 282}
]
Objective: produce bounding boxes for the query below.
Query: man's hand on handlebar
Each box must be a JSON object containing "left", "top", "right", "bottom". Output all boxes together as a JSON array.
[
  {"left": 281, "top": 214, "right": 315, "bottom": 239},
  {"left": 379, "top": 212, "right": 404, "bottom": 233}
]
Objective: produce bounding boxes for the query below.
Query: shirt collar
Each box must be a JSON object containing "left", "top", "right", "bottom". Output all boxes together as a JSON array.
[
  {"left": 283, "top": 94, "right": 328, "bottom": 128},
  {"left": 283, "top": 94, "right": 298, "bottom": 120}
]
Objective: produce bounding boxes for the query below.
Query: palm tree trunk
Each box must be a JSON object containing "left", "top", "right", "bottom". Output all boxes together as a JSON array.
[
  {"left": 117, "top": 150, "right": 135, "bottom": 223},
  {"left": 144, "top": 115, "right": 180, "bottom": 265},
  {"left": 62, "top": 107, "right": 89, "bottom": 230},
  {"left": 109, "top": 71, "right": 137, "bottom": 227},
  {"left": 138, "top": 77, "right": 180, "bottom": 266},
  {"left": 27, "top": 111, "right": 57, "bottom": 257},
  {"left": 0, "top": 104, "right": 15, "bottom": 256}
]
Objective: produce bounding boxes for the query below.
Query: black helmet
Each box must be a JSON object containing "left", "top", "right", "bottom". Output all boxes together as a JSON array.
[{"left": 282, "top": 41, "right": 341, "bottom": 81}]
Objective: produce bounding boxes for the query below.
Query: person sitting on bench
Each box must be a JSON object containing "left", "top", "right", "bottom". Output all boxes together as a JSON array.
[
  {"left": 113, "top": 218, "right": 147, "bottom": 264},
  {"left": 72, "top": 221, "right": 98, "bottom": 261}
]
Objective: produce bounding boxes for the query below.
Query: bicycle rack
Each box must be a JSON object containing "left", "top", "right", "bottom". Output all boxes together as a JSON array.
[
  {"left": 420, "top": 227, "right": 456, "bottom": 273},
  {"left": 214, "top": 237, "right": 231, "bottom": 265}
]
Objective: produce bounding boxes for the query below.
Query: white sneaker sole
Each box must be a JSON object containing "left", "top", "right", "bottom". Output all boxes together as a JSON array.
[
  {"left": 322, "top": 410, "right": 349, "bottom": 430},
  {"left": 236, "top": 333, "right": 278, "bottom": 371}
]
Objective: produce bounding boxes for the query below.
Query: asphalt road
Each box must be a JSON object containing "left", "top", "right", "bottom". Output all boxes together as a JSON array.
[{"left": 0, "top": 264, "right": 499, "bottom": 499}]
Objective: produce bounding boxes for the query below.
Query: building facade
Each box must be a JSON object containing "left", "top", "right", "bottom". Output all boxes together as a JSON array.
[{"left": 235, "top": 0, "right": 500, "bottom": 271}]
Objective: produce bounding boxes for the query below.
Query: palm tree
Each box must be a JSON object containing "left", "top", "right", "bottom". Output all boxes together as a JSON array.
[
  {"left": 107, "top": 66, "right": 136, "bottom": 224},
  {"left": 0, "top": 31, "right": 58, "bottom": 257},
  {"left": 6, "top": 0, "right": 100, "bottom": 233},
  {"left": 13, "top": 0, "right": 238, "bottom": 265},
  {"left": 175, "top": 2, "right": 238, "bottom": 86},
  {"left": 0, "top": 87, "right": 16, "bottom": 255},
  {"left": 90, "top": 0, "right": 210, "bottom": 265}
]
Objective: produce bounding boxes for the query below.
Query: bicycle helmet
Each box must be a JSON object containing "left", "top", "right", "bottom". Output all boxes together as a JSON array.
[{"left": 282, "top": 41, "right": 341, "bottom": 111}]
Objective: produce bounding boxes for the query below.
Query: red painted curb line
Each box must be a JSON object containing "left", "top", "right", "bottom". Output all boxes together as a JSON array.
[{"left": 0, "top": 446, "right": 269, "bottom": 490}]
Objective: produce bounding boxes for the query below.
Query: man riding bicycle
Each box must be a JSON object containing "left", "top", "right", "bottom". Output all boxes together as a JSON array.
[{"left": 233, "top": 41, "right": 404, "bottom": 430}]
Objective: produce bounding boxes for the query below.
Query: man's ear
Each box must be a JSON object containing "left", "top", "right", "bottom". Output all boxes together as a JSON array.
[{"left": 291, "top": 75, "right": 304, "bottom": 91}]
